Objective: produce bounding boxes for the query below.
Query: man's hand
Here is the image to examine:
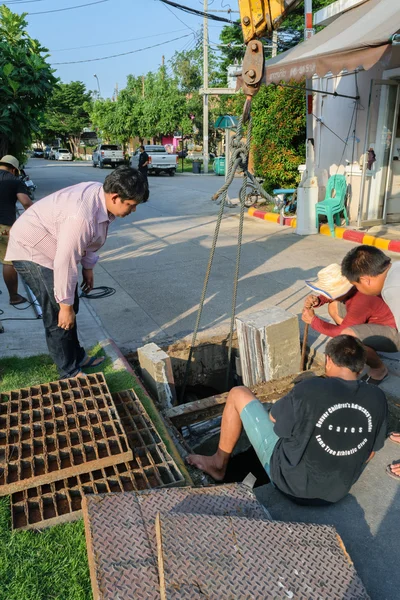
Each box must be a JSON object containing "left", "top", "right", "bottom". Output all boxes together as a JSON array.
[
  {"left": 58, "top": 304, "right": 76, "bottom": 330},
  {"left": 302, "top": 307, "right": 315, "bottom": 325},
  {"left": 81, "top": 268, "right": 94, "bottom": 294},
  {"left": 304, "top": 294, "right": 319, "bottom": 309}
]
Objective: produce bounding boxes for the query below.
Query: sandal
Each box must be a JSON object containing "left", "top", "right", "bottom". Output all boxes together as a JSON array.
[
  {"left": 80, "top": 355, "right": 106, "bottom": 369},
  {"left": 10, "top": 295, "right": 28, "bottom": 306},
  {"left": 389, "top": 433, "right": 400, "bottom": 445},
  {"left": 361, "top": 373, "right": 389, "bottom": 386},
  {"left": 386, "top": 463, "right": 400, "bottom": 482}
]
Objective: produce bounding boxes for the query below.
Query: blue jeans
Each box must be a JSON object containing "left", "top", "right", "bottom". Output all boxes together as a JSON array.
[
  {"left": 13, "top": 261, "right": 85, "bottom": 379},
  {"left": 240, "top": 399, "right": 279, "bottom": 477}
]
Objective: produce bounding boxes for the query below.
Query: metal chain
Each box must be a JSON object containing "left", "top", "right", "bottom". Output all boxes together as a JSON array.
[
  {"left": 212, "top": 124, "right": 275, "bottom": 206},
  {"left": 225, "top": 119, "right": 252, "bottom": 386}
]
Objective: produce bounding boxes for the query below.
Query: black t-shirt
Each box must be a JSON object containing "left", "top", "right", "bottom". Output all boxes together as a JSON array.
[
  {"left": 269, "top": 377, "right": 387, "bottom": 503},
  {"left": 0, "top": 170, "right": 28, "bottom": 226},
  {"left": 138, "top": 151, "right": 149, "bottom": 172}
]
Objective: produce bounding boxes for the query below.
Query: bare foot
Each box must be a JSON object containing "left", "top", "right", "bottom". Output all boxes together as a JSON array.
[
  {"left": 186, "top": 453, "right": 227, "bottom": 481},
  {"left": 389, "top": 433, "right": 400, "bottom": 445}
]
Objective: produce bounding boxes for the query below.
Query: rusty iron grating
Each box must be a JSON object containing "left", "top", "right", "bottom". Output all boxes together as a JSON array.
[
  {"left": 11, "top": 390, "right": 184, "bottom": 530},
  {"left": 157, "top": 514, "right": 370, "bottom": 599},
  {"left": 0, "top": 374, "right": 132, "bottom": 496},
  {"left": 82, "top": 484, "right": 270, "bottom": 600}
]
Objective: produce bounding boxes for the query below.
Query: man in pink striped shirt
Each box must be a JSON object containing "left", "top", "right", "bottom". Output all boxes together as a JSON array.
[{"left": 6, "top": 167, "right": 148, "bottom": 379}]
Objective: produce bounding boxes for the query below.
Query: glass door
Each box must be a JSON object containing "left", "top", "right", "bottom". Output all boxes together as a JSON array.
[{"left": 358, "top": 79, "right": 400, "bottom": 226}]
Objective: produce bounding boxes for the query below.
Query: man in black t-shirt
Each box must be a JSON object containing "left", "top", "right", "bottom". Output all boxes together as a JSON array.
[
  {"left": 138, "top": 146, "right": 149, "bottom": 186},
  {"left": 0, "top": 155, "right": 32, "bottom": 304},
  {"left": 187, "top": 335, "right": 387, "bottom": 504}
]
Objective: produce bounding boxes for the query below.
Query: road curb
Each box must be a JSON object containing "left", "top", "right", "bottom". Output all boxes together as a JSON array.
[
  {"left": 248, "top": 207, "right": 297, "bottom": 227},
  {"left": 247, "top": 208, "right": 400, "bottom": 253}
]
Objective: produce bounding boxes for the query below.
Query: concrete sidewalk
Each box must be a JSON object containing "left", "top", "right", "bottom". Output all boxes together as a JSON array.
[{"left": 0, "top": 276, "right": 107, "bottom": 359}]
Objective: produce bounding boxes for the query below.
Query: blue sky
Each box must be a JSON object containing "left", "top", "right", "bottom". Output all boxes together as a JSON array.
[{"left": 6, "top": 0, "right": 237, "bottom": 98}]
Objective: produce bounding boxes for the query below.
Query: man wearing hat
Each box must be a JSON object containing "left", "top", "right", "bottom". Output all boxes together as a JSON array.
[
  {"left": 0, "top": 155, "right": 32, "bottom": 305},
  {"left": 302, "top": 263, "right": 399, "bottom": 383}
]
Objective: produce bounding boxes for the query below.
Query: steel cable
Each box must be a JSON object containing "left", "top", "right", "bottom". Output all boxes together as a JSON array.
[{"left": 179, "top": 115, "right": 266, "bottom": 401}]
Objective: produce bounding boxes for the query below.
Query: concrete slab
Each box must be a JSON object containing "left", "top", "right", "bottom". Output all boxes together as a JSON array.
[
  {"left": 0, "top": 274, "right": 105, "bottom": 358},
  {"left": 255, "top": 440, "right": 400, "bottom": 600}
]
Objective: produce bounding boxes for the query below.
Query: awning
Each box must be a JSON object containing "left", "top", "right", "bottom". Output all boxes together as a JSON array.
[{"left": 262, "top": 0, "right": 400, "bottom": 84}]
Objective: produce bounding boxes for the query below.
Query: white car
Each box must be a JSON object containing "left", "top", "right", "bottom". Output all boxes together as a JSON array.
[{"left": 55, "top": 149, "right": 73, "bottom": 161}]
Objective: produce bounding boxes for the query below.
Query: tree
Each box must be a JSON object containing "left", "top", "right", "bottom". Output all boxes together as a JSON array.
[
  {"left": 0, "top": 6, "right": 56, "bottom": 158},
  {"left": 139, "top": 68, "right": 187, "bottom": 141},
  {"left": 41, "top": 81, "right": 92, "bottom": 155}
]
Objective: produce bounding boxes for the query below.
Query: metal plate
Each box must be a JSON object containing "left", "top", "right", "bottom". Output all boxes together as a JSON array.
[
  {"left": 157, "top": 514, "right": 370, "bottom": 600},
  {"left": 0, "top": 374, "right": 132, "bottom": 496},
  {"left": 11, "top": 390, "right": 184, "bottom": 530},
  {"left": 82, "top": 484, "right": 269, "bottom": 600}
]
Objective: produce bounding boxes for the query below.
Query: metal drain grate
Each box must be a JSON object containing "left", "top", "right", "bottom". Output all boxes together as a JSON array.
[
  {"left": 11, "top": 390, "right": 184, "bottom": 530},
  {"left": 82, "top": 484, "right": 269, "bottom": 600},
  {"left": 0, "top": 374, "right": 132, "bottom": 496},
  {"left": 157, "top": 514, "right": 370, "bottom": 599}
]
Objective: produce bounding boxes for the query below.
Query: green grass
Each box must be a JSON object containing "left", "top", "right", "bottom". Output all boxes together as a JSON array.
[
  {"left": 0, "top": 345, "right": 189, "bottom": 599},
  {"left": 176, "top": 158, "right": 213, "bottom": 174},
  {"left": 0, "top": 501, "right": 91, "bottom": 600},
  {"left": 0, "top": 346, "right": 141, "bottom": 600}
]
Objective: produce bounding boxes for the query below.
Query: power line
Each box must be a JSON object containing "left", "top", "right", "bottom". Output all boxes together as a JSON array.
[
  {"left": 5, "top": 1, "right": 49, "bottom": 5},
  {"left": 157, "top": 0, "right": 240, "bottom": 26},
  {"left": 51, "top": 28, "right": 188, "bottom": 52},
  {"left": 51, "top": 33, "right": 192, "bottom": 65},
  {"left": 162, "top": 1, "right": 197, "bottom": 35},
  {"left": 28, "top": 0, "right": 110, "bottom": 15}
]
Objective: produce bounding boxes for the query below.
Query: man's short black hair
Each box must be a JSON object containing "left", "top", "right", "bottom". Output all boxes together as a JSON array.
[
  {"left": 139, "top": 145, "right": 145, "bottom": 151},
  {"left": 341, "top": 245, "right": 391, "bottom": 282},
  {"left": 325, "top": 335, "right": 366, "bottom": 373},
  {"left": 103, "top": 166, "right": 149, "bottom": 203}
]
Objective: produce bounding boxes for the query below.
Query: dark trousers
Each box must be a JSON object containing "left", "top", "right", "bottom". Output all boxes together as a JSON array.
[
  {"left": 13, "top": 261, "right": 85, "bottom": 379},
  {"left": 139, "top": 167, "right": 148, "bottom": 186}
]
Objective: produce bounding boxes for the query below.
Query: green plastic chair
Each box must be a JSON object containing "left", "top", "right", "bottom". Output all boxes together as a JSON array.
[{"left": 315, "top": 174, "right": 349, "bottom": 237}]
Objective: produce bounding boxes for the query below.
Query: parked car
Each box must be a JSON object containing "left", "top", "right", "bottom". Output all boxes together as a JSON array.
[
  {"left": 92, "top": 144, "right": 125, "bottom": 169},
  {"left": 48, "top": 147, "right": 59, "bottom": 160},
  {"left": 54, "top": 148, "right": 73, "bottom": 161},
  {"left": 32, "top": 147, "right": 44, "bottom": 158},
  {"left": 130, "top": 145, "right": 178, "bottom": 176}
]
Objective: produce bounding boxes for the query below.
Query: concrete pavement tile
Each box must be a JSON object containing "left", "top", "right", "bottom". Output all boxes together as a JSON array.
[
  {"left": 82, "top": 266, "right": 168, "bottom": 348},
  {"left": 255, "top": 441, "right": 400, "bottom": 600},
  {"left": 117, "top": 256, "right": 288, "bottom": 342},
  {"left": 100, "top": 236, "right": 215, "bottom": 275}
]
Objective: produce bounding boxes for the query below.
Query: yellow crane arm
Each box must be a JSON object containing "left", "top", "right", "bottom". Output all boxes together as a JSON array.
[
  {"left": 239, "top": 0, "right": 301, "bottom": 43},
  {"left": 238, "top": 0, "right": 300, "bottom": 105}
]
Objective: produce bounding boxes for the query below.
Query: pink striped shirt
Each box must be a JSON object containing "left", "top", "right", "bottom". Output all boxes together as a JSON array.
[{"left": 6, "top": 182, "right": 115, "bottom": 305}]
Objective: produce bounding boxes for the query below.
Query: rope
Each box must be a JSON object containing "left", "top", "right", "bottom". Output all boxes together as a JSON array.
[
  {"left": 179, "top": 114, "right": 268, "bottom": 401},
  {"left": 225, "top": 120, "right": 252, "bottom": 386}
]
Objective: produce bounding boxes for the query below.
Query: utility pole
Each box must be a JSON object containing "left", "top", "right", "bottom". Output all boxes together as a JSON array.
[
  {"left": 203, "top": 0, "right": 209, "bottom": 175},
  {"left": 296, "top": 0, "right": 318, "bottom": 236},
  {"left": 271, "top": 30, "right": 278, "bottom": 57},
  {"left": 94, "top": 74, "right": 101, "bottom": 98},
  {"left": 304, "top": 0, "right": 315, "bottom": 176}
]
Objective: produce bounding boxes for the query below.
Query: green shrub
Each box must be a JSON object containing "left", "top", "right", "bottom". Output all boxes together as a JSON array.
[{"left": 251, "top": 82, "right": 306, "bottom": 193}]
